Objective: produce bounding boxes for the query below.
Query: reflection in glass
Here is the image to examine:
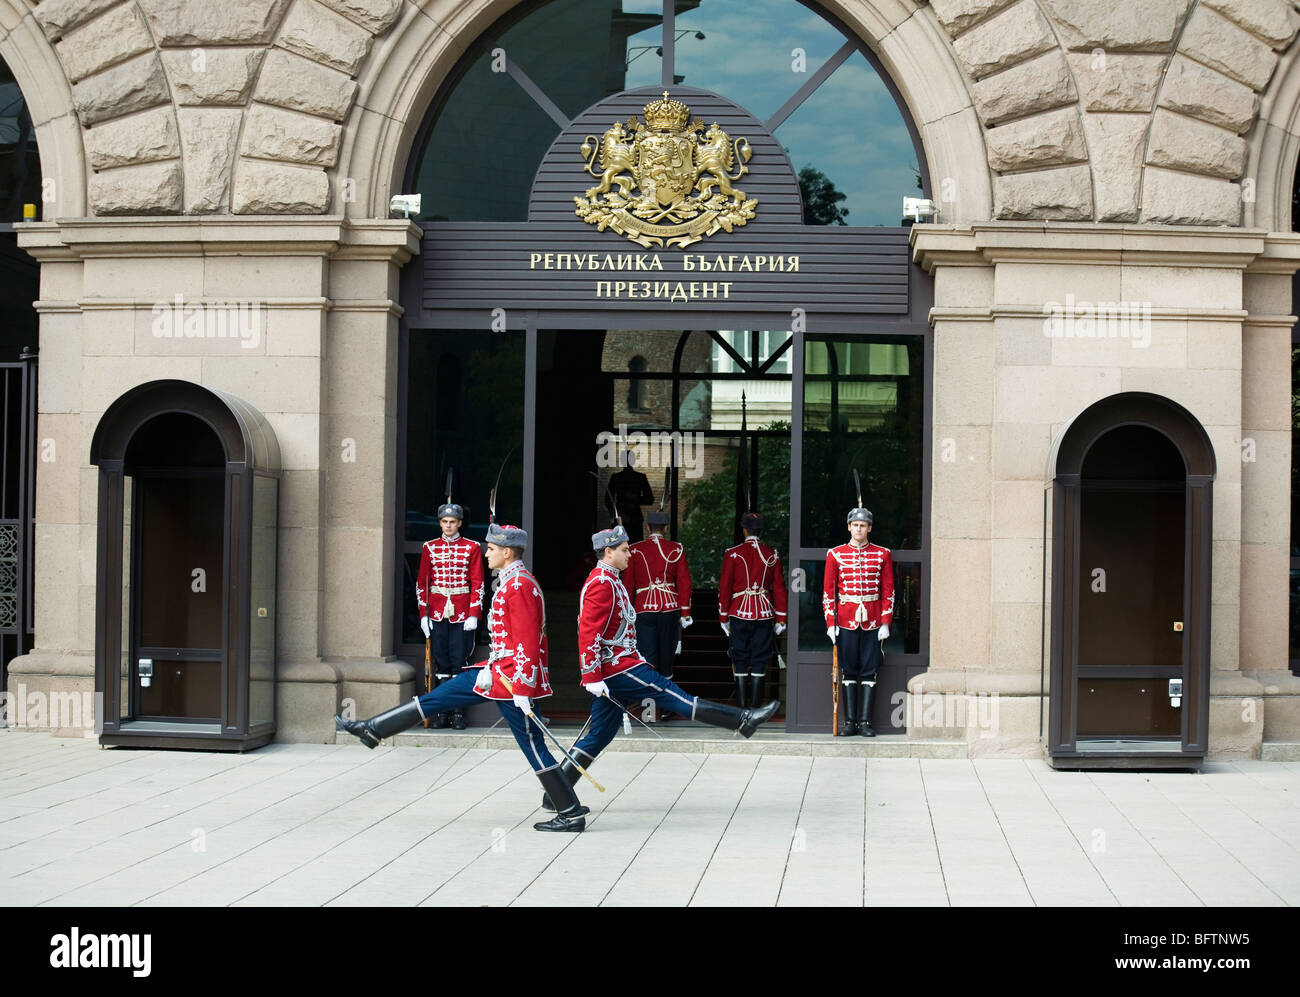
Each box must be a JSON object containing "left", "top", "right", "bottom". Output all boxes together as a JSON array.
[
  {"left": 802, "top": 334, "right": 923, "bottom": 550},
  {"left": 411, "top": 2, "right": 923, "bottom": 227},
  {"left": 0, "top": 57, "right": 43, "bottom": 222},
  {"left": 405, "top": 330, "right": 525, "bottom": 542},
  {"left": 1291, "top": 567, "right": 1300, "bottom": 661},
  {"left": 775, "top": 51, "right": 920, "bottom": 225},
  {"left": 671, "top": 0, "right": 842, "bottom": 119},
  {"left": 411, "top": 47, "right": 559, "bottom": 221}
]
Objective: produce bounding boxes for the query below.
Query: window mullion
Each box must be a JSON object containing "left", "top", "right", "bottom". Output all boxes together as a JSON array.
[{"left": 661, "top": 0, "right": 675, "bottom": 89}]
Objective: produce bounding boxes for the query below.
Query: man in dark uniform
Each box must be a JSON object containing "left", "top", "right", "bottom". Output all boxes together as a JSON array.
[
  {"left": 718, "top": 512, "right": 787, "bottom": 709},
  {"left": 337, "top": 523, "right": 586, "bottom": 832},
  {"left": 541, "top": 525, "right": 778, "bottom": 811},
  {"left": 824, "top": 507, "right": 894, "bottom": 736},
  {"left": 415, "top": 502, "right": 484, "bottom": 729},
  {"left": 605, "top": 451, "right": 655, "bottom": 542}
]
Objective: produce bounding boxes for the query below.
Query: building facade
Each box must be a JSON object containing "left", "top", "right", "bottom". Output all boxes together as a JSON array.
[{"left": 1, "top": 0, "right": 1298, "bottom": 763}]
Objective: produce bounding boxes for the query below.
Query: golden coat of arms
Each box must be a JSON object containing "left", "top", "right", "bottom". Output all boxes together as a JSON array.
[{"left": 574, "top": 93, "right": 756, "bottom": 249}]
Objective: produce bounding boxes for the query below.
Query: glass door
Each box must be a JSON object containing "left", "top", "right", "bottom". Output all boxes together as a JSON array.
[{"left": 130, "top": 474, "right": 225, "bottom": 721}]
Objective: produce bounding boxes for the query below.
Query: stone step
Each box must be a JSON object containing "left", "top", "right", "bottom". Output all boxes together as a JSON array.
[
  {"left": 1260, "top": 742, "right": 1300, "bottom": 761},
  {"left": 333, "top": 725, "right": 968, "bottom": 758}
]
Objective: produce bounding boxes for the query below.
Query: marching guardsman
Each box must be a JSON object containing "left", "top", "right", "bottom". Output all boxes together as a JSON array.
[
  {"left": 541, "top": 525, "right": 778, "bottom": 812},
  {"left": 823, "top": 505, "right": 894, "bottom": 736},
  {"left": 718, "top": 512, "right": 787, "bottom": 709},
  {"left": 338, "top": 523, "right": 587, "bottom": 833},
  {"left": 624, "top": 508, "right": 693, "bottom": 680},
  {"left": 415, "top": 498, "right": 484, "bottom": 729}
]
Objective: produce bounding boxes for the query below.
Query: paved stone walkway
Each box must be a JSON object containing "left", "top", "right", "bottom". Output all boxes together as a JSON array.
[{"left": 2, "top": 731, "right": 1298, "bottom": 906}]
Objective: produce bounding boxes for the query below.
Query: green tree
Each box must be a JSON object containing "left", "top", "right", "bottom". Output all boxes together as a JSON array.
[
  {"left": 678, "top": 426, "right": 791, "bottom": 588},
  {"left": 798, "top": 165, "right": 849, "bottom": 226}
]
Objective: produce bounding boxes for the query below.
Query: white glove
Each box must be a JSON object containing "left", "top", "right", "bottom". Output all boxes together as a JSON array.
[
  {"left": 681, "top": 616, "right": 693, "bottom": 629},
  {"left": 774, "top": 623, "right": 786, "bottom": 636},
  {"left": 474, "top": 666, "right": 492, "bottom": 692},
  {"left": 878, "top": 624, "right": 890, "bottom": 642},
  {"left": 512, "top": 693, "right": 532, "bottom": 713},
  {"left": 463, "top": 617, "right": 478, "bottom": 631},
  {"left": 420, "top": 616, "right": 433, "bottom": 638},
  {"left": 720, "top": 621, "right": 730, "bottom": 637},
  {"left": 585, "top": 680, "right": 609, "bottom": 698},
  {"left": 827, "top": 626, "right": 839, "bottom": 643}
]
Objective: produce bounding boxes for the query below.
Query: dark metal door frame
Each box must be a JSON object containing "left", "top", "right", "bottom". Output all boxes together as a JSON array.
[
  {"left": 1048, "top": 393, "right": 1215, "bottom": 767},
  {"left": 0, "top": 350, "right": 36, "bottom": 699}
]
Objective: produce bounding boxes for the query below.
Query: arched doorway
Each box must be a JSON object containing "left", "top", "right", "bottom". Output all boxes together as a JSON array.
[
  {"left": 396, "top": 0, "right": 932, "bottom": 733},
  {"left": 91, "top": 381, "right": 281, "bottom": 751},
  {"left": 1048, "top": 392, "right": 1215, "bottom": 768},
  {"left": 0, "top": 52, "right": 42, "bottom": 704}
]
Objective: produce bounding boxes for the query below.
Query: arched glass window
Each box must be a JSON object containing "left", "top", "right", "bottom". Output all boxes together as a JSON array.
[
  {"left": 408, "top": 0, "right": 924, "bottom": 225},
  {"left": 0, "top": 56, "right": 41, "bottom": 223}
]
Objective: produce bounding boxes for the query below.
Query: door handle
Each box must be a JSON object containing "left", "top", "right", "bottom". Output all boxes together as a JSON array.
[{"left": 1168, "top": 678, "right": 1182, "bottom": 708}]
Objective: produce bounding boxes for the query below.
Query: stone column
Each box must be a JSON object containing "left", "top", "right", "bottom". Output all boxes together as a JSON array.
[
  {"left": 1240, "top": 244, "right": 1300, "bottom": 748},
  {"left": 913, "top": 224, "right": 1282, "bottom": 759},
  {"left": 9, "top": 217, "right": 417, "bottom": 743}
]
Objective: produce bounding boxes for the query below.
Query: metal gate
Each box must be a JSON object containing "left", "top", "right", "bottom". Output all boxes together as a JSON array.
[{"left": 0, "top": 350, "right": 36, "bottom": 698}]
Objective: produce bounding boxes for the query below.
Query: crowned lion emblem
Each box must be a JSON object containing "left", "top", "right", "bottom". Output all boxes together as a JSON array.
[{"left": 574, "top": 93, "right": 757, "bottom": 249}]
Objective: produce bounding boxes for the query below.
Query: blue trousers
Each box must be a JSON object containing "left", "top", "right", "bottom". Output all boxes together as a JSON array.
[
  {"left": 838, "top": 626, "right": 883, "bottom": 681},
  {"left": 573, "top": 664, "right": 698, "bottom": 760},
  {"left": 635, "top": 611, "right": 681, "bottom": 677},
  {"left": 728, "top": 618, "right": 774, "bottom": 676},
  {"left": 430, "top": 618, "right": 475, "bottom": 679},
  {"left": 414, "top": 670, "right": 558, "bottom": 772}
]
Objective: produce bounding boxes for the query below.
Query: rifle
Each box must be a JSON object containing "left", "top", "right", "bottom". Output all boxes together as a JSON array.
[
  {"left": 832, "top": 642, "right": 840, "bottom": 737},
  {"left": 424, "top": 638, "right": 432, "bottom": 729}
]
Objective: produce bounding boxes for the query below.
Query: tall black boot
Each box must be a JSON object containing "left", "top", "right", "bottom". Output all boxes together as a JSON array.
[
  {"left": 540, "top": 748, "right": 594, "bottom": 814},
  {"left": 692, "top": 697, "right": 780, "bottom": 739},
  {"left": 749, "top": 674, "right": 767, "bottom": 711},
  {"left": 533, "top": 767, "right": 586, "bottom": 832},
  {"left": 334, "top": 698, "right": 424, "bottom": 749},
  {"left": 839, "top": 681, "right": 858, "bottom": 736},
  {"left": 858, "top": 681, "right": 877, "bottom": 737},
  {"left": 734, "top": 674, "right": 749, "bottom": 709},
  {"left": 428, "top": 673, "right": 450, "bottom": 729}
]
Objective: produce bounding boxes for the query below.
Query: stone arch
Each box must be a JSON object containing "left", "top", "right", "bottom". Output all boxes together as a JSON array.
[
  {"left": 334, "top": 0, "right": 994, "bottom": 224},
  {"left": 0, "top": 1, "right": 87, "bottom": 216},
  {"left": 1248, "top": 17, "right": 1300, "bottom": 231},
  {"left": 1138, "top": 0, "right": 1299, "bottom": 227}
]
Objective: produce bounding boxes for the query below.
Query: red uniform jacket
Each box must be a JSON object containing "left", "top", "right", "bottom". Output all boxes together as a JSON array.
[
  {"left": 624, "top": 535, "right": 692, "bottom": 617},
  {"left": 416, "top": 535, "right": 484, "bottom": 624},
  {"left": 577, "top": 561, "right": 645, "bottom": 685},
  {"left": 718, "top": 538, "right": 787, "bottom": 623},
  {"left": 823, "top": 542, "right": 895, "bottom": 631},
  {"left": 479, "top": 560, "right": 551, "bottom": 700}
]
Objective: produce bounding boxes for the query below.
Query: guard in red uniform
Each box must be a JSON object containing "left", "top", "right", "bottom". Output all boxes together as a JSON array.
[
  {"left": 823, "top": 506, "right": 894, "bottom": 736},
  {"left": 338, "top": 523, "right": 586, "bottom": 833},
  {"left": 415, "top": 502, "right": 485, "bottom": 729},
  {"left": 540, "top": 525, "right": 778, "bottom": 811},
  {"left": 718, "top": 512, "right": 787, "bottom": 708},
  {"left": 623, "top": 509, "right": 693, "bottom": 680}
]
